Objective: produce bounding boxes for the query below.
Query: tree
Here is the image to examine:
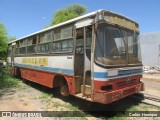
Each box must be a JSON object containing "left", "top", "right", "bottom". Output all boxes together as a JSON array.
[
  {"left": 8, "top": 36, "right": 16, "bottom": 42},
  {"left": 0, "top": 23, "right": 8, "bottom": 60},
  {"left": 51, "top": 4, "right": 87, "bottom": 25}
]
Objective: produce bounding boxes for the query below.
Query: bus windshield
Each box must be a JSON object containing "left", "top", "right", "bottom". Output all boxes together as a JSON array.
[{"left": 95, "top": 24, "right": 142, "bottom": 67}]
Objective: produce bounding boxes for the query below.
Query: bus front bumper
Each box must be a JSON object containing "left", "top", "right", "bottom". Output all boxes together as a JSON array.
[{"left": 93, "top": 82, "right": 144, "bottom": 104}]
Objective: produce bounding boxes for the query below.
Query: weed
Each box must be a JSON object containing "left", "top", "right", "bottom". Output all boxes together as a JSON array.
[
  {"left": 52, "top": 102, "right": 62, "bottom": 108},
  {"left": 17, "top": 84, "right": 28, "bottom": 90},
  {"left": 23, "top": 101, "right": 29, "bottom": 106},
  {"left": 18, "top": 94, "right": 25, "bottom": 98},
  {"left": 39, "top": 92, "right": 52, "bottom": 99},
  {"left": 64, "top": 104, "right": 79, "bottom": 111},
  {"left": 126, "top": 105, "right": 138, "bottom": 111},
  {"left": 0, "top": 66, "right": 20, "bottom": 89}
]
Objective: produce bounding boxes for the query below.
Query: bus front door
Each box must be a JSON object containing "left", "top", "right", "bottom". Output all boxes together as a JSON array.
[{"left": 74, "top": 27, "right": 92, "bottom": 97}]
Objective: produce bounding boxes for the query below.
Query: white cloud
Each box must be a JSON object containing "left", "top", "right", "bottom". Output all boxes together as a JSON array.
[{"left": 41, "top": 16, "right": 46, "bottom": 19}]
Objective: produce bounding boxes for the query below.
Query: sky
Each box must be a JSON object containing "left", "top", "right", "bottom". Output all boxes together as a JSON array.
[{"left": 0, "top": 0, "right": 160, "bottom": 38}]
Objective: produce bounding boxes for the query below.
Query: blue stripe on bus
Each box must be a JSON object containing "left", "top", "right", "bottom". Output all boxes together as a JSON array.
[
  {"left": 14, "top": 63, "right": 142, "bottom": 79},
  {"left": 118, "top": 69, "right": 143, "bottom": 75},
  {"left": 94, "top": 72, "right": 108, "bottom": 78},
  {"left": 14, "top": 63, "right": 74, "bottom": 75},
  {"left": 94, "top": 69, "right": 142, "bottom": 78}
]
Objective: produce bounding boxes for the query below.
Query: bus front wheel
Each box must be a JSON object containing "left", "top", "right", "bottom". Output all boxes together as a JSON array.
[{"left": 60, "top": 84, "right": 70, "bottom": 97}]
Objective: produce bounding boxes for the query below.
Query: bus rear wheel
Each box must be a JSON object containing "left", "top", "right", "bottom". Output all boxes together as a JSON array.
[{"left": 60, "top": 84, "right": 70, "bottom": 97}]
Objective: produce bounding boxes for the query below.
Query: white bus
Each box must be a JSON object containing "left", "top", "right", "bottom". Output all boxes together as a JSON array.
[{"left": 7, "top": 9, "right": 144, "bottom": 104}]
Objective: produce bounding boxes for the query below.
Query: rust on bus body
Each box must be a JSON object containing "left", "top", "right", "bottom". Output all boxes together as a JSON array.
[
  {"left": 19, "top": 67, "right": 75, "bottom": 95},
  {"left": 93, "top": 82, "right": 144, "bottom": 104},
  {"left": 93, "top": 75, "right": 142, "bottom": 92},
  {"left": 92, "top": 75, "right": 144, "bottom": 104}
]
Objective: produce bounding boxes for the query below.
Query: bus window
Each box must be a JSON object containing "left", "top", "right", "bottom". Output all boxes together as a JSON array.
[
  {"left": 61, "top": 39, "right": 73, "bottom": 52},
  {"left": 54, "top": 29, "right": 61, "bottom": 40},
  {"left": 52, "top": 41, "right": 61, "bottom": 52},
  {"left": 27, "top": 36, "right": 37, "bottom": 54},
  {"left": 86, "top": 27, "right": 92, "bottom": 49},
  {"left": 7, "top": 44, "right": 12, "bottom": 56},
  {"left": 52, "top": 39, "right": 73, "bottom": 52},
  {"left": 54, "top": 26, "right": 73, "bottom": 40},
  {"left": 38, "top": 31, "right": 52, "bottom": 53},
  {"left": 19, "top": 39, "right": 27, "bottom": 54},
  {"left": 15, "top": 41, "right": 19, "bottom": 54},
  {"left": 52, "top": 25, "right": 73, "bottom": 53},
  {"left": 61, "top": 26, "right": 72, "bottom": 39},
  {"left": 76, "top": 29, "right": 84, "bottom": 54}
]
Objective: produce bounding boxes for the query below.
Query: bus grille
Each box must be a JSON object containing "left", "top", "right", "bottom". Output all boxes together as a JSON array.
[{"left": 116, "top": 79, "right": 136, "bottom": 87}]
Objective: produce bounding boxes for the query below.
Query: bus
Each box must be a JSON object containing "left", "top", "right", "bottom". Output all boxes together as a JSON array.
[{"left": 7, "top": 9, "right": 144, "bottom": 104}]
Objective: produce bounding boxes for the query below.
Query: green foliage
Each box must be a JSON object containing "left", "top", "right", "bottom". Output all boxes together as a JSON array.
[
  {"left": 0, "top": 23, "right": 15, "bottom": 60},
  {"left": 0, "top": 24, "right": 8, "bottom": 53},
  {"left": 51, "top": 4, "right": 87, "bottom": 25},
  {"left": 0, "top": 66, "right": 20, "bottom": 88},
  {"left": 0, "top": 23, "right": 8, "bottom": 60},
  {"left": 8, "top": 36, "right": 16, "bottom": 42}
]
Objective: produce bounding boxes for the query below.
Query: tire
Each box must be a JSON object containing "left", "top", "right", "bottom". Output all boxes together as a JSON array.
[{"left": 60, "top": 84, "right": 70, "bottom": 97}]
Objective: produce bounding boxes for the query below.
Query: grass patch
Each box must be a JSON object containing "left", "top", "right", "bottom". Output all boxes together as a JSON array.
[
  {"left": 0, "top": 66, "right": 20, "bottom": 89},
  {"left": 18, "top": 94, "right": 25, "bottom": 98},
  {"left": 65, "top": 104, "right": 79, "bottom": 111},
  {"left": 23, "top": 101, "right": 29, "bottom": 106},
  {"left": 17, "top": 83, "right": 28, "bottom": 90},
  {"left": 52, "top": 102, "right": 62, "bottom": 108},
  {"left": 39, "top": 92, "right": 52, "bottom": 99}
]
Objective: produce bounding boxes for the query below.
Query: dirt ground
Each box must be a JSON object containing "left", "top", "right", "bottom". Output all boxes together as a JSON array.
[
  {"left": 0, "top": 75, "right": 160, "bottom": 120},
  {"left": 141, "top": 74, "right": 160, "bottom": 96}
]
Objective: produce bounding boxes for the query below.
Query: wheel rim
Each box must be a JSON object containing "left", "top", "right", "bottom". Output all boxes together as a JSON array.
[{"left": 60, "top": 84, "right": 70, "bottom": 96}]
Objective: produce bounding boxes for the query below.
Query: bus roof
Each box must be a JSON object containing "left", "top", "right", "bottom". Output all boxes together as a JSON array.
[{"left": 8, "top": 9, "right": 138, "bottom": 44}]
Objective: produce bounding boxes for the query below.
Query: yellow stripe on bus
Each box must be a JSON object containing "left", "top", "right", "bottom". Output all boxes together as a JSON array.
[{"left": 22, "top": 58, "right": 48, "bottom": 66}]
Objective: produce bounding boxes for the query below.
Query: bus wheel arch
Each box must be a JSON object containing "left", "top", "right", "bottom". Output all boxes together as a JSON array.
[
  {"left": 52, "top": 75, "right": 70, "bottom": 96},
  {"left": 14, "top": 67, "right": 21, "bottom": 77}
]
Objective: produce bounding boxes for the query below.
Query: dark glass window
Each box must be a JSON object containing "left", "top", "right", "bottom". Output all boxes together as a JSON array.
[
  {"left": 38, "top": 43, "right": 51, "bottom": 53},
  {"left": 7, "top": 44, "right": 12, "bottom": 56},
  {"left": 19, "top": 47, "right": 26, "bottom": 54},
  {"left": 27, "top": 36, "right": 37, "bottom": 54},
  {"left": 15, "top": 42, "right": 19, "bottom": 54},
  {"left": 95, "top": 24, "right": 142, "bottom": 66},
  {"left": 54, "top": 26, "right": 73, "bottom": 40},
  {"left": 52, "top": 25, "right": 73, "bottom": 53},
  {"left": 38, "top": 31, "right": 52, "bottom": 53},
  {"left": 52, "top": 39, "right": 73, "bottom": 52},
  {"left": 19, "top": 39, "right": 27, "bottom": 54}
]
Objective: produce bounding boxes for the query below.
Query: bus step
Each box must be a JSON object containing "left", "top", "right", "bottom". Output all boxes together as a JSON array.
[
  {"left": 75, "top": 93, "right": 91, "bottom": 101},
  {"left": 81, "top": 85, "right": 91, "bottom": 94}
]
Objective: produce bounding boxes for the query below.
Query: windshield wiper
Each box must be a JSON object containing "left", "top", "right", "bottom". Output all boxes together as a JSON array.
[
  {"left": 115, "top": 24, "right": 127, "bottom": 54},
  {"left": 116, "top": 24, "right": 127, "bottom": 45}
]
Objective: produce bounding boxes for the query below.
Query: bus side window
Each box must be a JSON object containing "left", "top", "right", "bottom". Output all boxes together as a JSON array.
[
  {"left": 76, "top": 29, "right": 84, "bottom": 54},
  {"left": 86, "top": 27, "right": 92, "bottom": 60},
  {"left": 19, "top": 39, "right": 27, "bottom": 54},
  {"left": 61, "top": 39, "right": 73, "bottom": 52},
  {"left": 8, "top": 44, "right": 12, "bottom": 56},
  {"left": 52, "top": 25, "right": 73, "bottom": 53},
  {"left": 52, "top": 39, "right": 73, "bottom": 52},
  {"left": 15, "top": 42, "right": 19, "bottom": 54},
  {"left": 27, "top": 36, "right": 37, "bottom": 54},
  {"left": 38, "top": 31, "right": 52, "bottom": 53}
]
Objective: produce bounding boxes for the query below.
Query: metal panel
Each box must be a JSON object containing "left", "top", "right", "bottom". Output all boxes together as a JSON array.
[{"left": 75, "top": 19, "right": 94, "bottom": 28}]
